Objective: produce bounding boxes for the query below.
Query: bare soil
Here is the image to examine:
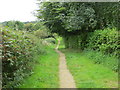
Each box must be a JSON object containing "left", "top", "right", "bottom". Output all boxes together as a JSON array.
[{"left": 55, "top": 40, "right": 76, "bottom": 88}]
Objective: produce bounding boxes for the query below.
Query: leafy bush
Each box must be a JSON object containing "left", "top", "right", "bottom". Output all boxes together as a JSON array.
[
  {"left": 3, "top": 21, "right": 24, "bottom": 30},
  {"left": 62, "top": 28, "right": 119, "bottom": 72},
  {"left": 2, "top": 27, "right": 46, "bottom": 88},
  {"left": 87, "top": 28, "right": 119, "bottom": 57},
  {"left": 82, "top": 28, "right": 119, "bottom": 72},
  {"left": 34, "top": 29, "right": 49, "bottom": 39}
]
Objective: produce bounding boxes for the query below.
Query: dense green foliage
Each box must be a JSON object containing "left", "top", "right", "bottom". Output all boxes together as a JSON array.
[
  {"left": 37, "top": 2, "right": 119, "bottom": 48},
  {"left": 24, "top": 23, "right": 34, "bottom": 31},
  {"left": 24, "top": 22, "right": 45, "bottom": 32},
  {"left": 1, "top": 19, "right": 58, "bottom": 88},
  {"left": 2, "top": 27, "right": 46, "bottom": 88},
  {"left": 37, "top": 2, "right": 118, "bottom": 34},
  {"left": 3, "top": 21, "right": 24, "bottom": 30},
  {"left": 63, "top": 28, "right": 119, "bottom": 55},
  {"left": 2, "top": 21, "right": 47, "bottom": 32},
  {"left": 62, "top": 28, "right": 119, "bottom": 71},
  {"left": 1, "top": 1, "right": 119, "bottom": 88},
  {"left": 87, "top": 28, "right": 119, "bottom": 57},
  {"left": 60, "top": 36, "right": 118, "bottom": 72},
  {"left": 37, "top": 2, "right": 119, "bottom": 72}
]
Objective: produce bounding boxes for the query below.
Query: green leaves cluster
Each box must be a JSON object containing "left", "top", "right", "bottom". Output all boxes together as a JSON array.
[
  {"left": 62, "top": 3, "right": 97, "bottom": 31},
  {"left": 2, "top": 27, "right": 46, "bottom": 88},
  {"left": 37, "top": 2, "right": 66, "bottom": 35},
  {"left": 24, "top": 21, "right": 47, "bottom": 32},
  {"left": 34, "top": 29, "right": 49, "bottom": 39},
  {"left": 37, "top": 2, "right": 119, "bottom": 72},
  {"left": 87, "top": 28, "right": 119, "bottom": 57},
  {"left": 37, "top": 2, "right": 119, "bottom": 35},
  {"left": 3, "top": 21, "right": 24, "bottom": 30}
]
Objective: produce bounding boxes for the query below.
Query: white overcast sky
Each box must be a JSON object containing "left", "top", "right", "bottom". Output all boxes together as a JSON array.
[{"left": 0, "top": 0, "right": 39, "bottom": 22}]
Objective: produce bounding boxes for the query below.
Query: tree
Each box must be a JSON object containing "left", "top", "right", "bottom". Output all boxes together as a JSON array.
[
  {"left": 37, "top": 2, "right": 118, "bottom": 33},
  {"left": 37, "top": 2, "right": 66, "bottom": 35},
  {"left": 3, "top": 21, "right": 24, "bottom": 30},
  {"left": 15, "top": 21, "right": 24, "bottom": 30},
  {"left": 24, "top": 23, "right": 34, "bottom": 31},
  {"left": 37, "top": 2, "right": 119, "bottom": 48}
]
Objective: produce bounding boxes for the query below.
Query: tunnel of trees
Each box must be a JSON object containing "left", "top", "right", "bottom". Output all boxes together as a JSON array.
[{"left": 37, "top": 2, "right": 119, "bottom": 57}]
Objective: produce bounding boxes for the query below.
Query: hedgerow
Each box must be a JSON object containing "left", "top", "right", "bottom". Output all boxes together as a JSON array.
[
  {"left": 87, "top": 28, "right": 119, "bottom": 57},
  {"left": 62, "top": 28, "right": 119, "bottom": 72},
  {"left": 80, "top": 28, "right": 119, "bottom": 72},
  {"left": 2, "top": 27, "right": 46, "bottom": 88}
]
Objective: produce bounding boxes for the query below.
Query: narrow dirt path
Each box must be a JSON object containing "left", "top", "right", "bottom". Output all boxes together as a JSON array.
[{"left": 55, "top": 40, "right": 76, "bottom": 88}]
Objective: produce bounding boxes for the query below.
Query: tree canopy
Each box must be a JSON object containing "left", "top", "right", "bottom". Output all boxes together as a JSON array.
[
  {"left": 37, "top": 2, "right": 119, "bottom": 36},
  {"left": 3, "top": 21, "right": 24, "bottom": 30}
]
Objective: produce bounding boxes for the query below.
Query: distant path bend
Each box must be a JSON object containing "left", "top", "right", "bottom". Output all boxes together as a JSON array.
[{"left": 55, "top": 40, "right": 76, "bottom": 88}]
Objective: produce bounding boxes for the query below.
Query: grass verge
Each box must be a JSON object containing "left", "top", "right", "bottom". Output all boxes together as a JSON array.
[
  {"left": 60, "top": 49, "right": 118, "bottom": 88},
  {"left": 18, "top": 46, "right": 59, "bottom": 88}
]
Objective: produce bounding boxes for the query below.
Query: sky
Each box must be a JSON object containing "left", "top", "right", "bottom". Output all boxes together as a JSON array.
[{"left": 0, "top": 0, "right": 39, "bottom": 22}]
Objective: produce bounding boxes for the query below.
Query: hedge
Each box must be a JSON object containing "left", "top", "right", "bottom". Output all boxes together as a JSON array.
[
  {"left": 2, "top": 27, "right": 46, "bottom": 88},
  {"left": 87, "top": 28, "right": 119, "bottom": 57}
]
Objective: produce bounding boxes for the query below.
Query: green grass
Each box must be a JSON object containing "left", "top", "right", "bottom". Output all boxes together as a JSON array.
[
  {"left": 58, "top": 37, "right": 65, "bottom": 49},
  {"left": 18, "top": 46, "right": 59, "bottom": 88},
  {"left": 60, "top": 49, "right": 118, "bottom": 88}
]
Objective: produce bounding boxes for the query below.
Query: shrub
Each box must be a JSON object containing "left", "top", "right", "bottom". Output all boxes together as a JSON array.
[
  {"left": 2, "top": 27, "right": 46, "bottom": 88},
  {"left": 87, "top": 28, "right": 119, "bottom": 57},
  {"left": 34, "top": 29, "right": 49, "bottom": 39}
]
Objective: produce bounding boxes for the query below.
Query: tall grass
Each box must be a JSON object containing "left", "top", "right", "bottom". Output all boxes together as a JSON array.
[
  {"left": 82, "top": 49, "right": 118, "bottom": 72},
  {"left": 60, "top": 49, "right": 118, "bottom": 88}
]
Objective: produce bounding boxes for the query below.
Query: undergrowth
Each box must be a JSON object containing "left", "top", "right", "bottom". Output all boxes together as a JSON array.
[
  {"left": 60, "top": 49, "right": 118, "bottom": 88},
  {"left": 82, "top": 49, "right": 118, "bottom": 72},
  {"left": 2, "top": 27, "right": 46, "bottom": 88}
]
